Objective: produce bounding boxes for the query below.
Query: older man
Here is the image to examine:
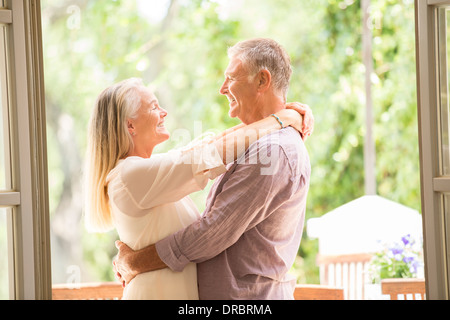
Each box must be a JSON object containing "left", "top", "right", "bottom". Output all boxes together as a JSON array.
[{"left": 114, "top": 38, "right": 312, "bottom": 299}]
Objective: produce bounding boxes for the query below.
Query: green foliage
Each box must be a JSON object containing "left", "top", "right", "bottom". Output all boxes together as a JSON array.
[{"left": 42, "top": 0, "right": 420, "bottom": 285}]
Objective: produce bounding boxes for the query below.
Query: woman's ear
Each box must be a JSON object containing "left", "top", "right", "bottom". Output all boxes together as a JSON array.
[
  {"left": 127, "top": 119, "right": 136, "bottom": 136},
  {"left": 257, "top": 69, "right": 272, "bottom": 92}
]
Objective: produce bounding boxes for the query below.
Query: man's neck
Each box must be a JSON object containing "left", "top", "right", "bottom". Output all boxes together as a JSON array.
[{"left": 246, "top": 94, "right": 285, "bottom": 124}]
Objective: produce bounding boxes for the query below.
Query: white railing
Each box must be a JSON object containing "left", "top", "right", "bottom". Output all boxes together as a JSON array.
[{"left": 316, "top": 253, "right": 373, "bottom": 300}]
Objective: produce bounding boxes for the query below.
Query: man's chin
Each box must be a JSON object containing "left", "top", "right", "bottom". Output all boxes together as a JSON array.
[{"left": 228, "top": 108, "right": 239, "bottom": 119}]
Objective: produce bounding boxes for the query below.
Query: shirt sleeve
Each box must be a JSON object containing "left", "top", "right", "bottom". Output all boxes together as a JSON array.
[
  {"left": 156, "top": 142, "right": 297, "bottom": 272},
  {"left": 117, "top": 142, "right": 226, "bottom": 212}
]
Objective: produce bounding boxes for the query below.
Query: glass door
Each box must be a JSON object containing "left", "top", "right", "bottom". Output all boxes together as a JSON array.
[
  {"left": 0, "top": 4, "right": 16, "bottom": 300},
  {"left": 0, "top": 0, "right": 51, "bottom": 300},
  {"left": 437, "top": 5, "right": 450, "bottom": 297},
  {"left": 415, "top": 0, "right": 450, "bottom": 299}
]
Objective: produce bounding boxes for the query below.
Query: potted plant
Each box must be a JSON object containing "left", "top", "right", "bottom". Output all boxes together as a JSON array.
[{"left": 365, "top": 234, "right": 424, "bottom": 299}]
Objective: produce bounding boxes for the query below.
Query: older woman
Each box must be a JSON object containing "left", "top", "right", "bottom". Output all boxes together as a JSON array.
[{"left": 84, "top": 77, "right": 309, "bottom": 299}]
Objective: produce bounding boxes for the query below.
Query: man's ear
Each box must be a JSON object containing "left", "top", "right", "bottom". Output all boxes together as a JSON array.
[{"left": 257, "top": 69, "right": 271, "bottom": 92}]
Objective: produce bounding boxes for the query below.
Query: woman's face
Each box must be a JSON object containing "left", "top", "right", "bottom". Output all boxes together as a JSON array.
[{"left": 129, "top": 89, "right": 170, "bottom": 153}]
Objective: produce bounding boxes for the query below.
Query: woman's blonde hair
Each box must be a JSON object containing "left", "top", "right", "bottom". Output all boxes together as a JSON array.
[{"left": 84, "top": 78, "right": 145, "bottom": 232}]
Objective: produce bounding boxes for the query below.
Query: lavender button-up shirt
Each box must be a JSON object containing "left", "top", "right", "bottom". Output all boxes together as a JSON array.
[{"left": 156, "top": 127, "right": 311, "bottom": 300}]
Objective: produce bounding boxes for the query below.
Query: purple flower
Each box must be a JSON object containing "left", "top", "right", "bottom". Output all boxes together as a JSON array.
[
  {"left": 401, "top": 234, "right": 412, "bottom": 246},
  {"left": 370, "top": 234, "right": 424, "bottom": 281},
  {"left": 409, "top": 260, "right": 421, "bottom": 274},
  {"left": 403, "top": 254, "right": 415, "bottom": 264},
  {"left": 389, "top": 244, "right": 404, "bottom": 259}
]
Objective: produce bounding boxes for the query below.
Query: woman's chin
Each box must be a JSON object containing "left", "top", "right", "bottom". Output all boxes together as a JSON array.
[{"left": 158, "top": 130, "right": 170, "bottom": 143}]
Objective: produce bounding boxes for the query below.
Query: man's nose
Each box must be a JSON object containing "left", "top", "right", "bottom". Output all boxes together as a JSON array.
[{"left": 219, "top": 79, "right": 228, "bottom": 95}]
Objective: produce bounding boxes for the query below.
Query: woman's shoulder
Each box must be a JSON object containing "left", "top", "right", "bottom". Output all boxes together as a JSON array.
[
  {"left": 106, "top": 159, "right": 127, "bottom": 183},
  {"left": 106, "top": 156, "right": 144, "bottom": 181},
  {"left": 112, "top": 152, "right": 180, "bottom": 181}
]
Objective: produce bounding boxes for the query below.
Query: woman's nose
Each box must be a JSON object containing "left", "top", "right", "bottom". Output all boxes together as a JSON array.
[{"left": 160, "top": 107, "right": 168, "bottom": 117}]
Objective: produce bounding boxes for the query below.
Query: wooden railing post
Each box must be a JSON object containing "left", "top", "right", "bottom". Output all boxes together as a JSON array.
[
  {"left": 52, "top": 282, "right": 123, "bottom": 300},
  {"left": 381, "top": 278, "right": 426, "bottom": 300}
]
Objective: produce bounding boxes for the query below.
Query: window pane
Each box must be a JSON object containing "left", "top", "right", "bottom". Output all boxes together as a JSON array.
[
  {"left": 0, "top": 208, "right": 10, "bottom": 299},
  {"left": 0, "top": 23, "right": 11, "bottom": 300},
  {"left": 0, "top": 25, "right": 9, "bottom": 190},
  {"left": 442, "top": 194, "right": 450, "bottom": 285},
  {"left": 438, "top": 9, "right": 450, "bottom": 175}
]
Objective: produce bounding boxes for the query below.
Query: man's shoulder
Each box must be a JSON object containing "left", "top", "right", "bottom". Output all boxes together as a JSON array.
[
  {"left": 239, "top": 127, "right": 309, "bottom": 176},
  {"left": 251, "top": 127, "right": 305, "bottom": 154}
]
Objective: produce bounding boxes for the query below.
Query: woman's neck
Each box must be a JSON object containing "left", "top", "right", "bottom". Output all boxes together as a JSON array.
[{"left": 127, "top": 145, "right": 154, "bottom": 159}]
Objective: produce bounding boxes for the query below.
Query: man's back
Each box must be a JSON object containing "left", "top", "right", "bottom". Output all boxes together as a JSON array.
[{"left": 197, "top": 127, "right": 311, "bottom": 299}]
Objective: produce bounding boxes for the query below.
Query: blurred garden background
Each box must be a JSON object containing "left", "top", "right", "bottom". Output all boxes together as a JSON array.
[{"left": 41, "top": 0, "right": 420, "bottom": 286}]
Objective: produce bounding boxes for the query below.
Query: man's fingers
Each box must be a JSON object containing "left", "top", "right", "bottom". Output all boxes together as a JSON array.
[
  {"left": 112, "top": 260, "right": 122, "bottom": 281},
  {"left": 112, "top": 240, "right": 138, "bottom": 288},
  {"left": 286, "top": 102, "right": 310, "bottom": 114}
]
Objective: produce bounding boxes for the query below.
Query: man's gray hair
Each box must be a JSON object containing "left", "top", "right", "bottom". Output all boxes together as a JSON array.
[{"left": 228, "top": 38, "right": 292, "bottom": 100}]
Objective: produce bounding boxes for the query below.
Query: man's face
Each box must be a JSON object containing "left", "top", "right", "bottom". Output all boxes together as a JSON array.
[{"left": 219, "top": 57, "right": 259, "bottom": 124}]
